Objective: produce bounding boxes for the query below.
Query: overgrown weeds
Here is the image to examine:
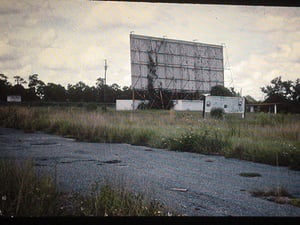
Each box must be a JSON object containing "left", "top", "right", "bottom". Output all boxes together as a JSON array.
[
  {"left": 0, "top": 160, "right": 62, "bottom": 216},
  {"left": 250, "top": 187, "right": 300, "bottom": 208},
  {"left": 0, "top": 106, "right": 299, "bottom": 170},
  {"left": 162, "top": 127, "right": 229, "bottom": 155},
  {"left": 0, "top": 160, "right": 173, "bottom": 216}
]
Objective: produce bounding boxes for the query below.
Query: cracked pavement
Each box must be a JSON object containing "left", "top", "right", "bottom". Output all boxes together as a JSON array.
[{"left": 0, "top": 127, "right": 300, "bottom": 216}]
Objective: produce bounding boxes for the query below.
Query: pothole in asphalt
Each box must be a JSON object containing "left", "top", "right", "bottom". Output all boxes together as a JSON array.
[
  {"left": 74, "top": 150, "right": 87, "bottom": 154},
  {"left": 59, "top": 159, "right": 97, "bottom": 164},
  {"left": 35, "top": 163, "right": 48, "bottom": 167},
  {"left": 100, "top": 160, "right": 122, "bottom": 164},
  {"left": 38, "top": 158, "right": 48, "bottom": 161},
  {"left": 239, "top": 172, "right": 261, "bottom": 177},
  {"left": 31, "top": 142, "right": 58, "bottom": 146},
  {"left": 205, "top": 159, "right": 214, "bottom": 163}
]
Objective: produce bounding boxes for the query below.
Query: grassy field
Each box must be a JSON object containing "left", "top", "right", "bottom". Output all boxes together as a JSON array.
[{"left": 0, "top": 105, "right": 299, "bottom": 170}]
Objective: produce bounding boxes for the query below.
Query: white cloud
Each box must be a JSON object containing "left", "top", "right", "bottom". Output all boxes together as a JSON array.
[
  {"left": 81, "top": 1, "right": 160, "bottom": 31},
  {"left": 38, "top": 47, "right": 78, "bottom": 71},
  {"left": 231, "top": 48, "right": 300, "bottom": 100},
  {"left": 80, "top": 46, "right": 106, "bottom": 70},
  {"left": 0, "top": 1, "right": 299, "bottom": 101}
]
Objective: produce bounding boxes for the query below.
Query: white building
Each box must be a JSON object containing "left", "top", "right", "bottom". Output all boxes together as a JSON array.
[{"left": 172, "top": 100, "right": 203, "bottom": 111}]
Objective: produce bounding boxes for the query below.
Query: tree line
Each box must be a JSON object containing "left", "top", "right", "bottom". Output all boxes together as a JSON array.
[
  {"left": 1, "top": 73, "right": 299, "bottom": 112},
  {"left": 0, "top": 74, "right": 132, "bottom": 103}
]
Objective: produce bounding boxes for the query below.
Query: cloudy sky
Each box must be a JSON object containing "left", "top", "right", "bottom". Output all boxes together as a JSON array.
[{"left": 0, "top": 0, "right": 299, "bottom": 100}]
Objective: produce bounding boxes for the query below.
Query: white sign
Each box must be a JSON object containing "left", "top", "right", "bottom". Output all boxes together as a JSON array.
[{"left": 7, "top": 95, "right": 21, "bottom": 102}]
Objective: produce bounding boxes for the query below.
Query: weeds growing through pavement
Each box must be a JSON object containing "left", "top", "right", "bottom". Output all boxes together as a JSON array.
[
  {"left": 0, "top": 106, "right": 299, "bottom": 170},
  {"left": 0, "top": 160, "right": 174, "bottom": 217},
  {"left": 250, "top": 187, "right": 300, "bottom": 208}
]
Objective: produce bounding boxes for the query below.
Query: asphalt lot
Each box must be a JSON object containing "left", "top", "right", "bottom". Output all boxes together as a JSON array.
[{"left": 0, "top": 127, "right": 300, "bottom": 216}]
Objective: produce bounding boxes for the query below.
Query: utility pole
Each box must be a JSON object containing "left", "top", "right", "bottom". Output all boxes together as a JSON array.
[{"left": 103, "top": 59, "right": 108, "bottom": 111}]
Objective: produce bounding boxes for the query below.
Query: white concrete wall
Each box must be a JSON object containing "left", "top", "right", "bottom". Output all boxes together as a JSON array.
[
  {"left": 116, "top": 99, "right": 148, "bottom": 111},
  {"left": 205, "top": 96, "right": 245, "bottom": 113},
  {"left": 173, "top": 100, "right": 203, "bottom": 111}
]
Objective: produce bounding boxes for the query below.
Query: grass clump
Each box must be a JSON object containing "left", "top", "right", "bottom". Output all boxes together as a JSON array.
[
  {"left": 0, "top": 160, "right": 63, "bottom": 216},
  {"left": 250, "top": 187, "right": 292, "bottom": 198},
  {"left": 250, "top": 187, "right": 300, "bottom": 208},
  {"left": 0, "top": 160, "right": 173, "bottom": 217},
  {"left": 78, "top": 184, "right": 167, "bottom": 216},
  {"left": 210, "top": 107, "right": 225, "bottom": 119},
  {"left": 290, "top": 199, "right": 300, "bottom": 207},
  {"left": 85, "top": 103, "right": 98, "bottom": 111}
]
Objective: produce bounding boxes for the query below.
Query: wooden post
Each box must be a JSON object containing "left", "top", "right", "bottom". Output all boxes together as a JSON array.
[
  {"left": 160, "top": 90, "right": 164, "bottom": 109},
  {"left": 103, "top": 59, "right": 107, "bottom": 111},
  {"left": 242, "top": 97, "right": 246, "bottom": 119},
  {"left": 131, "top": 88, "right": 135, "bottom": 121},
  {"left": 132, "top": 88, "right": 135, "bottom": 111},
  {"left": 202, "top": 96, "right": 206, "bottom": 118}
]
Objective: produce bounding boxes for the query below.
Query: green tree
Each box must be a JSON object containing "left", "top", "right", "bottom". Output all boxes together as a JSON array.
[
  {"left": 43, "top": 83, "right": 66, "bottom": 101},
  {"left": 9, "top": 75, "right": 27, "bottom": 98},
  {"left": 292, "top": 79, "right": 300, "bottom": 104},
  {"left": 261, "top": 76, "right": 297, "bottom": 102},
  {"left": 28, "top": 74, "right": 45, "bottom": 100},
  {"left": 119, "top": 86, "right": 132, "bottom": 99},
  {"left": 210, "top": 85, "right": 236, "bottom": 96},
  {"left": 13, "top": 76, "right": 27, "bottom": 86},
  {"left": 0, "top": 74, "right": 12, "bottom": 101},
  {"left": 244, "top": 95, "right": 257, "bottom": 103},
  {"left": 67, "top": 82, "right": 87, "bottom": 102}
]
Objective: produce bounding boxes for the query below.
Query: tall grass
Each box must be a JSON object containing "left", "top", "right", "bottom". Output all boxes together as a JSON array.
[
  {"left": 0, "top": 160, "right": 62, "bottom": 216},
  {"left": 0, "top": 160, "right": 172, "bottom": 216},
  {"left": 0, "top": 106, "right": 299, "bottom": 169}
]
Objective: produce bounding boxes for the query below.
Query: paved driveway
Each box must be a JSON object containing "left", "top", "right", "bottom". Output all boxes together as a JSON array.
[{"left": 0, "top": 127, "right": 299, "bottom": 216}]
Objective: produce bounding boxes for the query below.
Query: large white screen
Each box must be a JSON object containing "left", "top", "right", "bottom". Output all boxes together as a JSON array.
[{"left": 131, "top": 34, "right": 224, "bottom": 92}]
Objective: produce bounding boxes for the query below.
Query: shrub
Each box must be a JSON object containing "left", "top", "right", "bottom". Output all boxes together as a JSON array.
[
  {"left": 137, "top": 102, "right": 149, "bottom": 110},
  {"left": 79, "top": 184, "right": 167, "bottom": 216},
  {"left": 163, "top": 128, "right": 230, "bottom": 155},
  {"left": 85, "top": 103, "right": 98, "bottom": 111},
  {"left": 210, "top": 107, "right": 225, "bottom": 119}
]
